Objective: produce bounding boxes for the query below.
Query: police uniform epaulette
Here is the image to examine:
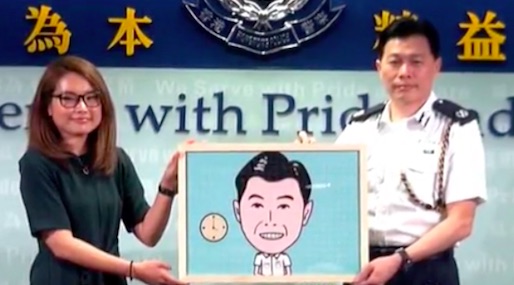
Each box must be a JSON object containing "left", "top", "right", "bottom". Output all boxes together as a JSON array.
[
  {"left": 349, "top": 103, "right": 386, "bottom": 123},
  {"left": 432, "top": 99, "right": 477, "bottom": 125}
]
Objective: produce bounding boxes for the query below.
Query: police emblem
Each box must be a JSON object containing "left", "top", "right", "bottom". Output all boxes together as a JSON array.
[{"left": 183, "top": 0, "right": 345, "bottom": 55}]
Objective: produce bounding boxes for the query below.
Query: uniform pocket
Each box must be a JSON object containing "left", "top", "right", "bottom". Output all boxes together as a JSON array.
[{"left": 404, "top": 153, "right": 439, "bottom": 204}]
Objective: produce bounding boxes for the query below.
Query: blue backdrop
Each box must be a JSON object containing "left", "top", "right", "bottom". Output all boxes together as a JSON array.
[{"left": 1, "top": 0, "right": 511, "bottom": 72}]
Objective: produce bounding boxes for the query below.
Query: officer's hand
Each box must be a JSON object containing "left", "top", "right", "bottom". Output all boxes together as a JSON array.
[
  {"left": 133, "top": 260, "right": 187, "bottom": 285},
  {"left": 352, "top": 254, "right": 402, "bottom": 285},
  {"left": 294, "top": 130, "right": 316, "bottom": 144}
]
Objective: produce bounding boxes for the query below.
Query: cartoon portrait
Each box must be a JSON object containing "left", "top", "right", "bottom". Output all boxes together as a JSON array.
[
  {"left": 179, "top": 144, "right": 367, "bottom": 283},
  {"left": 232, "top": 151, "right": 314, "bottom": 276}
]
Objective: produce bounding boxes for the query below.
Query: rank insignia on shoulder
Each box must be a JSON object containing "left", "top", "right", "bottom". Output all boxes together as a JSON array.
[
  {"left": 432, "top": 99, "right": 477, "bottom": 125},
  {"left": 349, "top": 103, "right": 386, "bottom": 123}
]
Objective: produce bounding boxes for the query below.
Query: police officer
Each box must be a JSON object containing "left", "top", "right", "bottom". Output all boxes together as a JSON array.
[{"left": 297, "top": 18, "right": 487, "bottom": 285}]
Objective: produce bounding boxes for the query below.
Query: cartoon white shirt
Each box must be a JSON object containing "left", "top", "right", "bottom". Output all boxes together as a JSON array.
[{"left": 254, "top": 252, "right": 291, "bottom": 276}]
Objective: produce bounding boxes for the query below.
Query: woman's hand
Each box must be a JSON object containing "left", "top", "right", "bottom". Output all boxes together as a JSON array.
[
  {"left": 132, "top": 260, "right": 187, "bottom": 285},
  {"left": 159, "top": 139, "right": 195, "bottom": 191}
]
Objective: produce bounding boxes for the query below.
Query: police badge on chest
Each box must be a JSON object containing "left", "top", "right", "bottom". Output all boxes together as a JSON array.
[{"left": 417, "top": 140, "right": 441, "bottom": 168}]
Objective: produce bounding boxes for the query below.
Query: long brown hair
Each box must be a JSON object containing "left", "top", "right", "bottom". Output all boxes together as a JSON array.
[{"left": 27, "top": 55, "right": 117, "bottom": 175}]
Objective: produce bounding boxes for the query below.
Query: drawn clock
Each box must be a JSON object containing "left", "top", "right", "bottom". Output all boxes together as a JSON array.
[{"left": 199, "top": 213, "right": 228, "bottom": 242}]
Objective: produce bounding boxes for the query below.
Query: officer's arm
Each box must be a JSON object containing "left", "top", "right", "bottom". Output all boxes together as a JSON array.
[
  {"left": 335, "top": 105, "right": 383, "bottom": 144},
  {"left": 335, "top": 122, "right": 360, "bottom": 144},
  {"left": 405, "top": 120, "right": 487, "bottom": 262}
]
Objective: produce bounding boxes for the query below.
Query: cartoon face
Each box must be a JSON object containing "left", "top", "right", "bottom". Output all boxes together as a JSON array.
[{"left": 233, "top": 176, "right": 313, "bottom": 254}]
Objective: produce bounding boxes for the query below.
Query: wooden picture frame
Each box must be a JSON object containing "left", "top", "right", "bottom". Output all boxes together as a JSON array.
[{"left": 177, "top": 143, "right": 368, "bottom": 283}]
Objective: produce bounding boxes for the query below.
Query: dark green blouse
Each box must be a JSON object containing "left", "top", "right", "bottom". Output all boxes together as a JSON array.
[{"left": 18, "top": 147, "right": 150, "bottom": 285}]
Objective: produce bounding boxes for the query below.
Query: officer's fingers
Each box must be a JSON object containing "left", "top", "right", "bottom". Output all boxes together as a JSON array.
[
  {"left": 353, "top": 265, "right": 373, "bottom": 283},
  {"left": 361, "top": 271, "right": 383, "bottom": 285},
  {"left": 361, "top": 276, "right": 382, "bottom": 285},
  {"left": 299, "top": 130, "right": 309, "bottom": 141},
  {"left": 298, "top": 130, "right": 314, "bottom": 144},
  {"left": 293, "top": 136, "right": 300, "bottom": 144}
]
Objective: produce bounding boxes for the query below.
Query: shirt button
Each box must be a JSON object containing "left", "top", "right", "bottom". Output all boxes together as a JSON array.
[{"left": 80, "top": 272, "right": 90, "bottom": 285}]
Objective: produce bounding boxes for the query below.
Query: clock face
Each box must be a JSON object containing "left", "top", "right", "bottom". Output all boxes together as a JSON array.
[{"left": 199, "top": 213, "right": 228, "bottom": 242}]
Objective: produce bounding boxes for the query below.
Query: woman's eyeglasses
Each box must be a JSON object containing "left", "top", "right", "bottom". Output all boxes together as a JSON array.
[{"left": 52, "top": 92, "right": 101, "bottom": 109}]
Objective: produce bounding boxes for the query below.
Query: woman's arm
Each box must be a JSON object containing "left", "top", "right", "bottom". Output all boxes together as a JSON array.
[
  {"left": 133, "top": 191, "right": 175, "bottom": 247},
  {"left": 43, "top": 229, "right": 181, "bottom": 285},
  {"left": 42, "top": 230, "right": 131, "bottom": 276},
  {"left": 19, "top": 150, "right": 132, "bottom": 277},
  {"left": 133, "top": 150, "right": 185, "bottom": 245},
  {"left": 118, "top": 148, "right": 179, "bottom": 247}
]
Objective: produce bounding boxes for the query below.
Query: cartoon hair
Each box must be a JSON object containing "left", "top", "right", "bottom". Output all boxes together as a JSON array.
[{"left": 234, "top": 151, "right": 312, "bottom": 204}]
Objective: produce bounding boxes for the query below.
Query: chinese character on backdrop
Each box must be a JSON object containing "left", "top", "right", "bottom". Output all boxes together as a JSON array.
[
  {"left": 372, "top": 10, "right": 418, "bottom": 49},
  {"left": 108, "top": 7, "right": 153, "bottom": 56},
  {"left": 457, "top": 10, "right": 506, "bottom": 62},
  {"left": 24, "top": 5, "right": 72, "bottom": 55}
]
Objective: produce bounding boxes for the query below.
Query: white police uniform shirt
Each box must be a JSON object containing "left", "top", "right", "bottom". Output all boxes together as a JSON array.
[
  {"left": 335, "top": 92, "right": 488, "bottom": 246},
  {"left": 254, "top": 252, "right": 291, "bottom": 276}
]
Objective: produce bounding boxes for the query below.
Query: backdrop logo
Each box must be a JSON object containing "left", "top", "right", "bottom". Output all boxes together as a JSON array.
[{"left": 183, "top": 0, "right": 345, "bottom": 55}]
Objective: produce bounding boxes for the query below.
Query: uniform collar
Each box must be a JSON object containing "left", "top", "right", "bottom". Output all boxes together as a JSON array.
[
  {"left": 261, "top": 252, "right": 282, "bottom": 258},
  {"left": 377, "top": 92, "right": 437, "bottom": 129}
]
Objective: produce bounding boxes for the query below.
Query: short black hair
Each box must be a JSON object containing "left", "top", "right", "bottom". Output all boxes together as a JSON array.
[
  {"left": 376, "top": 17, "right": 440, "bottom": 59},
  {"left": 234, "top": 151, "right": 312, "bottom": 204}
]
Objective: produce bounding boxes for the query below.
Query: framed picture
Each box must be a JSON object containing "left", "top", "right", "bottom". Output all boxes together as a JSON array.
[{"left": 177, "top": 143, "right": 368, "bottom": 283}]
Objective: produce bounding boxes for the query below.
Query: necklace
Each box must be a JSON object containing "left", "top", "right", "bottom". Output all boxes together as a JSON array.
[{"left": 77, "top": 157, "right": 90, "bottom": 175}]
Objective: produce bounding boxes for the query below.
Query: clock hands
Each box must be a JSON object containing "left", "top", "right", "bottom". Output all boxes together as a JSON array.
[{"left": 200, "top": 213, "right": 228, "bottom": 242}]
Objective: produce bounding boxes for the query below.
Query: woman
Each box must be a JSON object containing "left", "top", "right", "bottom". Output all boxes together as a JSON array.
[{"left": 18, "top": 55, "right": 186, "bottom": 285}]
